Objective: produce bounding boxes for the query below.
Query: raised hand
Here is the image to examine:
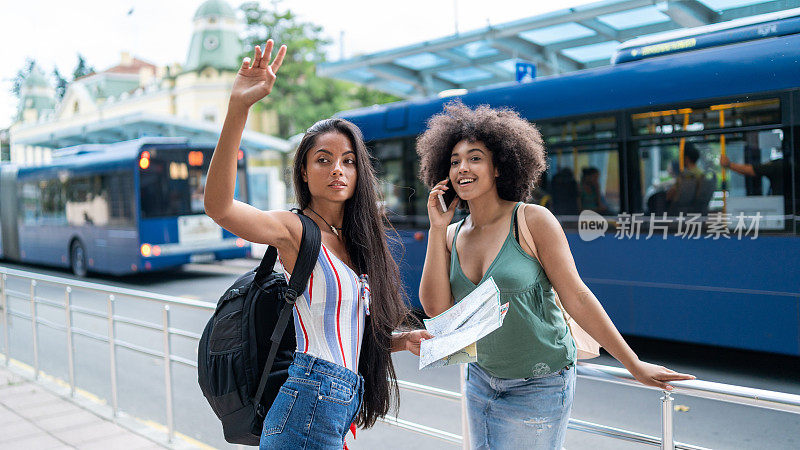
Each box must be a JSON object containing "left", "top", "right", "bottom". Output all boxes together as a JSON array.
[
  {"left": 427, "top": 179, "right": 459, "bottom": 229},
  {"left": 230, "top": 39, "right": 287, "bottom": 109}
]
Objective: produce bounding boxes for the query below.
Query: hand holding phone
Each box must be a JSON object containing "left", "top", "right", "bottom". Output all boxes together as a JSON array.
[{"left": 437, "top": 180, "right": 457, "bottom": 213}]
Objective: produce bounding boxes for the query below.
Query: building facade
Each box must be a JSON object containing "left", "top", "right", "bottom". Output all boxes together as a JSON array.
[{"left": 8, "top": 0, "right": 286, "bottom": 209}]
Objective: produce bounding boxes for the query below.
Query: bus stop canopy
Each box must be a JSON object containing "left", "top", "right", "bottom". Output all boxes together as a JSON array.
[
  {"left": 318, "top": 0, "right": 796, "bottom": 98},
  {"left": 11, "top": 112, "right": 291, "bottom": 153}
]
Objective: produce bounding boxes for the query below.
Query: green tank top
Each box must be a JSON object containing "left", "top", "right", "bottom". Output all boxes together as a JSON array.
[{"left": 450, "top": 202, "right": 576, "bottom": 379}]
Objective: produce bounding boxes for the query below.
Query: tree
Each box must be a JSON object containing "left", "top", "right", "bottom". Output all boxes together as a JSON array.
[
  {"left": 240, "top": 1, "right": 398, "bottom": 138},
  {"left": 52, "top": 67, "right": 68, "bottom": 100},
  {"left": 72, "top": 54, "right": 95, "bottom": 80},
  {"left": 11, "top": 58, "right": 36, "bottom": 97}
]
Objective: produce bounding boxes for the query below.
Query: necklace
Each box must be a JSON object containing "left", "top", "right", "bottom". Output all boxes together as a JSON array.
[{"left": 306, "top": 207, "right": 343, "bottom": 237}]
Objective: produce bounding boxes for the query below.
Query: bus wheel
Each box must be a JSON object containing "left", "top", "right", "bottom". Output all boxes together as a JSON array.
[{"left": 70, "top": 241, "right": 88, "bottom": 277}]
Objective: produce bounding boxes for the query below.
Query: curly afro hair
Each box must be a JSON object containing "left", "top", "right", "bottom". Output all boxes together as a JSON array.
[{"left": 416, "top": 100, "right": 547, "bottom": 202}]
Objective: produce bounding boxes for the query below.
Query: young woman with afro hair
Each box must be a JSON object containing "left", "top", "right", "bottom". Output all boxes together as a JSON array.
[{"left": 417, "top": 101, "right": 693, "bottom": 449}]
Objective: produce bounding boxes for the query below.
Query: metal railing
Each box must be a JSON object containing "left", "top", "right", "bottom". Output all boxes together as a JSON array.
[
  {"left": 0, "top": 267, "right": 211, "bottom": 443},
  {"left": 2, "top": 265, "right": 800, "bottom": 449}
]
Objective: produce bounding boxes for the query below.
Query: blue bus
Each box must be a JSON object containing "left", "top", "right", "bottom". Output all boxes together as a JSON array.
[
  {"left": 338, "top": 11, "right": 800, "bottom": 356},
  {"left": 0, "top": 137, "right": 251, "bottom": 277}
]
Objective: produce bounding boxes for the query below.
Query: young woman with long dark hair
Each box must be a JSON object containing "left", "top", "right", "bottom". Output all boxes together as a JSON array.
[
  {"left": 417, "top": 101, "right": 694, "bottom": 449},
  {"left": 204, "top": 40, "right": 430, "bottom": 449}
]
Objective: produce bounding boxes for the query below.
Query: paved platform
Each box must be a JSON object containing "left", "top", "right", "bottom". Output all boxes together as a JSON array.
[{"left": 0, "top": 363, "right": 203, "bottom": 450}]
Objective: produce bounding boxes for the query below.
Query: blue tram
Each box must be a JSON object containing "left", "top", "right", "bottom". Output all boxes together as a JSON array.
[
  {"left": 0, "top": 137, "right": 250, "bottom": 276},
  {"left": 338, "top": 10, "right": 800, "bottom": 356}
]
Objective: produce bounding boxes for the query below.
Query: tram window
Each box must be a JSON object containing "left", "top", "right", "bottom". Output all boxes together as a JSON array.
[
  {"left": 541, "top": 144, "right": 620, "bottom": 218},
  {"left": 410, "top": 158, "right": 435, "bottom": 226},
  {"left": 631, "top": 99, "right": 780, "bottom": 137},
  {"left": 538, "top": 116, "right": 616, "bottom": 145},
  {"left": 103, "top": 171, "right": 135, "bottom": 226},
  {"left": 66, "top": 175, "right": 109, "bottom": 226},
  {"left": 20, "top": 182, "right": 41, "bottom": 225},
  {"left": 634, "top": 129, "right": 790, "bottom": 231},
  {"left": 140, "top": 149, "right": 224, "bottom": 218},
  {"left": 372, "top": 140, "right": 405, "bottom": 215},
  {"left": 40, "top": 178, "right": 67, "bottom": 224}
]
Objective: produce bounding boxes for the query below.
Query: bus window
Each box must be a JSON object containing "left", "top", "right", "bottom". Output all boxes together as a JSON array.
[
  {"left": 20, "top": 182, "right": 41, "bottom": 225},
  {"left": 411, "top": 158, "right": 432, "bottom": 226},
  {"left": 541, "top": 143, "right": 620, "bottom": 218},
  {"left": 634, "top": 129, "right": 790, "bottom": 232},
  {"left": 235, "top": 167, "right": 248, "bottom": 205},
  {"left": 372, "top": 140, "right": 404, "bottom": 215},
  {"left": 189, "top": 170, "right": 206, "bottom": 213},
  {"left": 41, "top": 178, "right": 67, "bottom": 225},
  {"left": 141, "top": 150, "right": 191, "bottom": 218},
  {"left": 631, "top": 98, "right": 780, "bottom": 137},
  {"left": 66, "top": 175, "right": 108, "bottom": 226},
  {"left": 538, "top": 116, "right": 617, "bottom": 145},
  {"left": 141, "top": 148, "right": 245, "bottom": 218},
  {"left": 104, "top": 171, "right": 135, "bottom": 226},
  {"left": 718, "top": 129, "right": 790, "bottom": 232},
  {"left": 21, "top": 174, "right": 122, "bottom": 227}
]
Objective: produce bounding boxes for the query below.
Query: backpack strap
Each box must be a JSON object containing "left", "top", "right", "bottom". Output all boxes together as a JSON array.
[
  {"left": 252, "top": 211, "right": 321, "bottom": 410},
  {"left": 253, "top": 247, "right": 278, "bottom": 285},
  {"left": 515, "top": 203, "right": 540, "bottom": 263}
]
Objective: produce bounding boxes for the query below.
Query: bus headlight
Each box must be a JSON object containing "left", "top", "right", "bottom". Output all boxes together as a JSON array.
[{"left": 141, "top": 244, "right": 152, "bottom": 257}]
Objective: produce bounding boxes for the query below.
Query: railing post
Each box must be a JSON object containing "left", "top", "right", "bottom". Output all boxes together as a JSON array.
[
  {"left": 460, "top": 364, "right": 469, "bottom": 449},
  {"left": 107, "top": 295, "right": 118, "bottom": 418},
  {"left": 661, "top": 390, "right": 675, "bottom": 450},
  {"left": 65, "top": 287, "right": 75, "bottom": 397},
  {"left": 30, "top": 280, "right": 38, "bottom": 379},
  {"left": 163, "top": 305, "right": 175, "bottom": 443},
  {"left": 2, "top": 274, "right": 8, "bottom": 366}
]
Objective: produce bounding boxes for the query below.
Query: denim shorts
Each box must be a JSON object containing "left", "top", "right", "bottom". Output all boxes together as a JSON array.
[
  {"left": 465, "top": 362, "right": 576, "bottom": 450},
  {"left": 259, "top": 352, "right": 364, "bottom": 450}
]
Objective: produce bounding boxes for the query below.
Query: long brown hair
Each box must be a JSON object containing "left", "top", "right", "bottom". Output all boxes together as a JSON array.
[{"left": 292, "top": 118, "right": 410, "bottom": 427}]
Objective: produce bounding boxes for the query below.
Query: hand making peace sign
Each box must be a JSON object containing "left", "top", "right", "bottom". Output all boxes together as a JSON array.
[{"left": 230, "top": 39, "right": 287, "bottom": 108}]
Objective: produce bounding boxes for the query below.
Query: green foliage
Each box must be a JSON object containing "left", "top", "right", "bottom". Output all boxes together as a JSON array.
[
  {"left": 239, "top": 1, "right": 398, "bottom": 138},
  {"left": 52, "top": 67, "right": 68, "bottom": 100},
  {"left": 11, "top": 58, "right": 36, "bottom": 98},
  {"left": 72, "top": 54, "right": 95, "bottom": 80}
]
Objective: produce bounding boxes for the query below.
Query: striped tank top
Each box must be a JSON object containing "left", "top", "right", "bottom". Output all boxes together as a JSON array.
[{"left": 275, "top": 244, "right": 368, "bottom": 374}]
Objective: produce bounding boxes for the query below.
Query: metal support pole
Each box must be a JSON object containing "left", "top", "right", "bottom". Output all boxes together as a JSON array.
[
  {"left": 65, "top": 287, "right": 75, "bottom": 397},
  {"left": 2, "top": 274, "right": 8, "bottom": 366},
  {"left": 163, "top": 305, "right": 175, "bottom": 443},
  {"left": 30, "top": 280, "right": 38, "bottom": 379},
  {"left": 661, "top": 390, "right": 675, "bottom": 450},
  {"left": 107, "top": 295, "right": 118, "bottom": 418},
  {"left": 460, "top": 364, "right": 470, "bottom": 449}
]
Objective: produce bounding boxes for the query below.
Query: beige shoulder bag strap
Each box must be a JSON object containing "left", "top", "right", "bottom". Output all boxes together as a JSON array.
[{"left": 516, "top": 204, "right": 600, "bottom": 360}]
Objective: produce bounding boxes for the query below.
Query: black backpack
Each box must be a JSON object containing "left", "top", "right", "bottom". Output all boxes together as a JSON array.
[{"left": 197, "top": 212, "right": 321, "bottom": 445}]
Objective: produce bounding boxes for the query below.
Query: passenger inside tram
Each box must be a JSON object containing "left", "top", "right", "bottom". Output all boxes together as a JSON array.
[
  {"left": 720, "top": 132, "right": 785, "bottom": 196},
  {"left": 550, "top": 167, "right": 580, "bottom": 216},
  {"left": 665, "top": 142, "right": 715, "bottom": 215},
  {"left": 579, "top": 166, "right": 612, "bottom": 215}
]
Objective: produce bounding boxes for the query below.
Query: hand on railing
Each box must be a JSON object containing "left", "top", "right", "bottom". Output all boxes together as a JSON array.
[{"left": 627, "top": 360, "right": 695, "bottom": 391}]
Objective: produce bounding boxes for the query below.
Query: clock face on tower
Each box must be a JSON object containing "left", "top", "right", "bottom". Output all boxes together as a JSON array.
[{"left": 204, "top": 36, "right": 219, "bottom": 51}]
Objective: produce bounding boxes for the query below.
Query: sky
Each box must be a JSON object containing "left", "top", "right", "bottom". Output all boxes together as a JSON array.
[{"left": 0, "top": 0, "right": 601, "bottom": 129}]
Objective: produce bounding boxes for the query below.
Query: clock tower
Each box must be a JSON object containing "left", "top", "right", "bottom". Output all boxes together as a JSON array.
[{"left": 184, "top": 0, "right": 241, "bottom": 73}]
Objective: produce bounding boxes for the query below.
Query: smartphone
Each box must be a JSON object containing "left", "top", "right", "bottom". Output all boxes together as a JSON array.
[{"left": 437, "top": 180, "right": 457, "bottom": 213}]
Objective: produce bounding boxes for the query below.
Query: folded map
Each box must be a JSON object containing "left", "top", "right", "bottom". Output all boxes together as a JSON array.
[{"left": 419, "top": 277, "right": 508, "bottom": 370}]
